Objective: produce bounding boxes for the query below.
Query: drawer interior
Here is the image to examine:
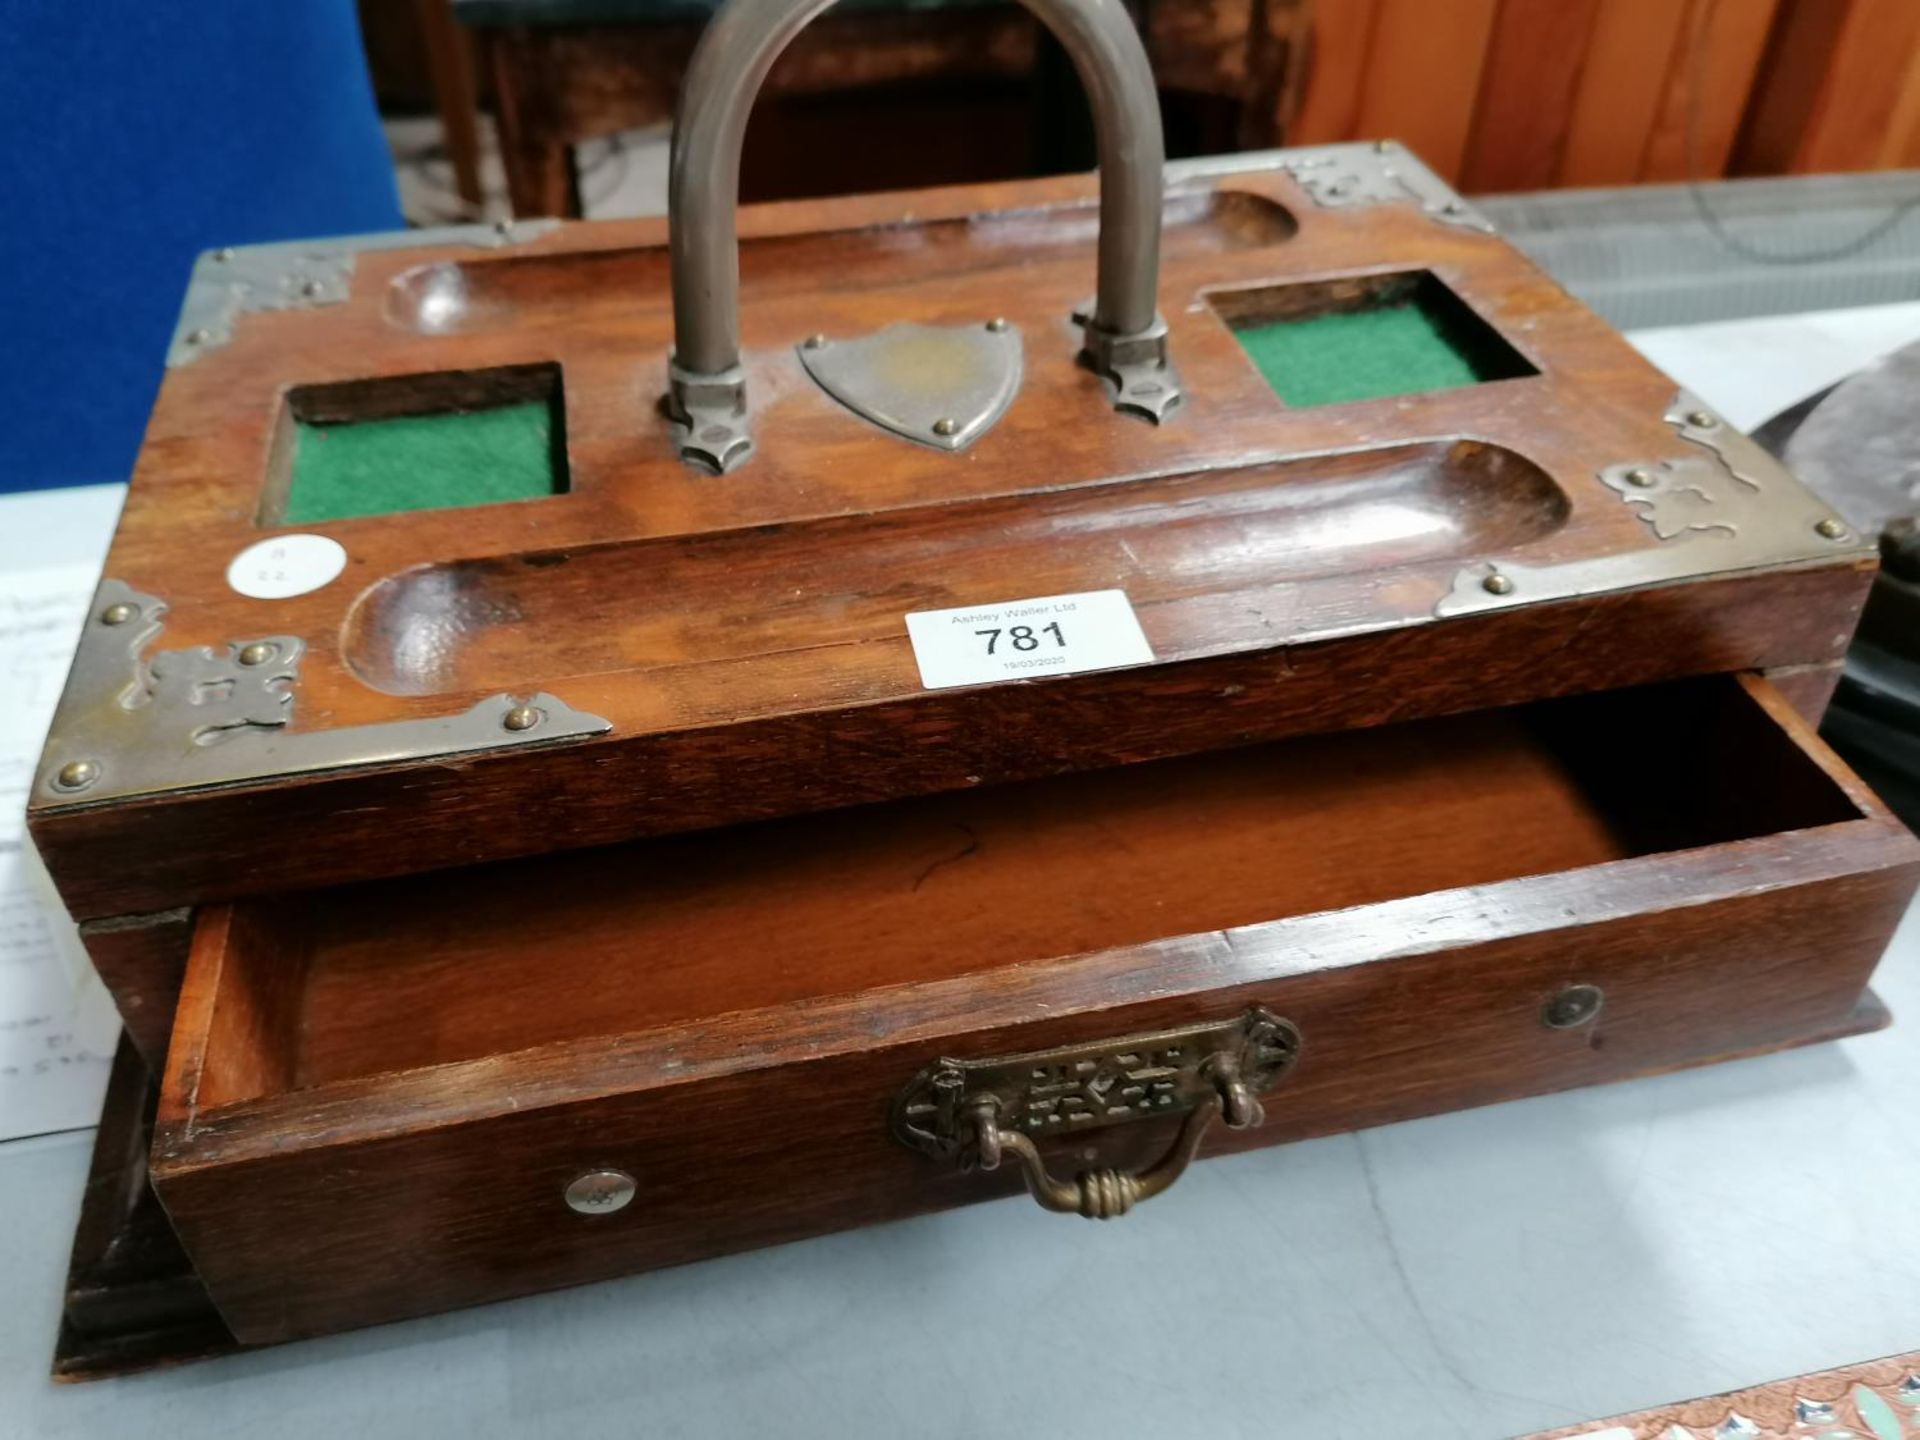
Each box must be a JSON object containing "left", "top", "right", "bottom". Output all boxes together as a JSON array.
[{"left": 181, "top": 676, "right": 1863, "bottom": 1110}]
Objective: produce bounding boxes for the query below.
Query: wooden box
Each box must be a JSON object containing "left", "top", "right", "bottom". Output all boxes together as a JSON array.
[{"left": 28, "top": 0, "right": 1916, "bottom": 1374}]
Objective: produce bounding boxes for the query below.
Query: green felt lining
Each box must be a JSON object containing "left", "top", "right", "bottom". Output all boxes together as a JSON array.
[
  {"left": 283, "top": 400, "right": 560, "bottom": 524},
  {"left": 1229, "top": 289, "right": 1531, "bottom": 410}
]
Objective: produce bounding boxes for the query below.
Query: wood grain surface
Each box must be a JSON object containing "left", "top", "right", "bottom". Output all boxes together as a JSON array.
[
  {"left": 28, "top": 158, "right": 1873, "bottom": 920},
  {"left": 148, "top": 674, "right": 1920, "bottom": 1344}
]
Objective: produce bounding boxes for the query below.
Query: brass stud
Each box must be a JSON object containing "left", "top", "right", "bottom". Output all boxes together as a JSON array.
[
  {"left": 236, "top": 641, "right": 276, "bottom": 667},
  {"left": 986, "top": 317, "right": 1009, "bottom": 332},
  {"left": 54, "top": 760, "right": 100, "bottom": 792},
  {"left": 565, "top": 1169, "right": 636, "bottom": 1215},
  {"left": 1482, "top": 572, "right": 1514, "bottom": 596},
  {"left": 1686, "top": 409, "right": 1716, "bottom": 428},
  {"left": 1625, "top": 467, "right": 1656, "bottom": 488},
  {"left": 1542, "top": 983, "right": 1604, "bottom": 1029},
  {"left": 803, "top": 333, "right": 828, "bottom": 350},
  {"left": 99, "top": 602, "right": 137, "bottom": 626},
  {"left": 932, "top": 417, "right": 959, "bottom": 437},
  {"left": 1815, "top": 517, "right": 1847, "bottom": 539},
  {"left": 502, "top": 704, "right": 542, "bottom": 732}
]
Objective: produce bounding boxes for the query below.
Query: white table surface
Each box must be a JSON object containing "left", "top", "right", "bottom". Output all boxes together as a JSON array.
[{"left": 4, "top": 304, "right": 1920, "bottom": 1440}]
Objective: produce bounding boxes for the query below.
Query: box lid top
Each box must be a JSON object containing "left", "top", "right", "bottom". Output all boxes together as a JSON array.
[{"left": 27, "top": 148, "right": 1868, "bottom": 918}]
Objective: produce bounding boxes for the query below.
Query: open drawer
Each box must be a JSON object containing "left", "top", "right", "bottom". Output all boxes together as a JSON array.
[{"left": 151, "top": 674, "right": 1918, "bottom": 1345}]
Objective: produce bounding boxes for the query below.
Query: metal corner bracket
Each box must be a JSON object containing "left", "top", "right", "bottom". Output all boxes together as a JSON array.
[
  {"left": 32, "top": 580, "right": 610, "bottom": 810},
  {"left": 1434, "top": 389, "right": 1866, "bottom": 617},
  {"left": 167, "top": 217, "right": 562, "bottom": 367}
]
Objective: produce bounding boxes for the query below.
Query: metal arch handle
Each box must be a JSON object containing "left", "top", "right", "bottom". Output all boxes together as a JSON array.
[
  {"left": 969, "top": 1058, "right": 1261, "bottom": 1220},
  {"left": 664, "top": 0, "right": 1181, "bottom": 472}
]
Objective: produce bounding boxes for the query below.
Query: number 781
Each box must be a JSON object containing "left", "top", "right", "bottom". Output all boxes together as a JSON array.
[{"left": 974, "top": 622, "right": 1064, "bottom": 655}]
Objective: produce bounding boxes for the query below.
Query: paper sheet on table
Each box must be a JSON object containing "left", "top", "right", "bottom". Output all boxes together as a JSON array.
[{"left": 0, "top": 564, "right": 119, "bottom": 1141}]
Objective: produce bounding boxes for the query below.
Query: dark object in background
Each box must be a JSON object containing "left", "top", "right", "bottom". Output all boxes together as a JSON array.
[
  {"left": 1758, "top": 340, "right": 1920, "bottom": 829},
  {"left": 447, "top": 0, "right": 1311, "bottom": 215}
]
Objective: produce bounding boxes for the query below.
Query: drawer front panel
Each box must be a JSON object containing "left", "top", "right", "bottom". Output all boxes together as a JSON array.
[{"left": 153, "top": 856, "right": 1913, "bottom": 1345}]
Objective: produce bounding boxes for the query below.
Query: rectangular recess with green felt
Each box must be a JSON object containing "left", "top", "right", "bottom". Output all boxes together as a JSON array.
[
  {"left": 1210, "top": 271, "right": 1535, "bottom": 410},
  {"left": 263, "top": 363, "right": 568, "bottom": 525}
]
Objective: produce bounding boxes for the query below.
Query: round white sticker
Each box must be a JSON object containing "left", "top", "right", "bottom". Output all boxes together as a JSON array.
[{"left": 226, "top": 535, "right": 349, "bottom": 600}]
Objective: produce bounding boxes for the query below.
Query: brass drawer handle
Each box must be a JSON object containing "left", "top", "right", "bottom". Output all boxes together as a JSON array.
[{"left": 893, "top": 1008, "right": 1300, "bottom": 1220}]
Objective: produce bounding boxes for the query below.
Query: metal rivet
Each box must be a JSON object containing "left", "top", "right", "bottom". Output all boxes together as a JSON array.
[
  {"left": 565, "top": 1169, "right": 636, "bottom": 1215},
  {"left": 1687, "top": 409, "right": 1716, "bottom": 428},
  {"left": 213, "top": 247, "right": 235, "bottom": 262},
  {"left": 986, "top": 317, "right": 1009, "bottom": 332},
  {"left": 1815, "top": 517, "right": 1847, "bottom": 539},
  {"left": 493, "top": 217, "right": 513, "bottom": 236},
  {"left": 1442, "top": 200, "right": 1464, "bottom": 215},
  {"left": 1542, "top": 983, "right": 1604, "bottom": 1029},
  {"left": 236, "top": 641, "right": 276, "bottom": 667},
  {"left": 1625, "top": 467, "right": 1656, "bottom": 488},
  {"left": 1482, "top": 572, "right": 1514, "bottom": 595},
  {"left": 186, "top": 328, "right": 210, "bottom": 345},
  {"left": 1374, "top": 139, "right": 1393, "bottom": 153},
  {"left": 932, "top": 417, "right": 959, "bottom": 437},
  {"left": 54, "top": 760, "right": 100, "bottom": 792},
  {"left": 299, "top": 278, "right": 324, "bottom": 299},
  {"left": 99, "top": 602, "right": 137, "bottom": 626},
  {"left": 803, "top": 333, "right": 828, "bottom": 349},
  {"left": 503, "top": 704, "right": 542, "bottom": 733}
]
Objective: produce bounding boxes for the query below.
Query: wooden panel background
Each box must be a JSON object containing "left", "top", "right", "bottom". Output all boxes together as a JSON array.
[{"left": 1290, "top": 0, "right": 1920, "bottom": 192}]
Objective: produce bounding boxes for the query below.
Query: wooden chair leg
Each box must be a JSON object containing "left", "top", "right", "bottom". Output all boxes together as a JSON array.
[
  {"left": 415, "top": 0, "right": 486, "bottom": 211},
  {"left": 485, "top": 28, "right": 578, "bottom": 218},
  {"left": 1241, "top": 0, "right": 1315, "bottom": 149}
]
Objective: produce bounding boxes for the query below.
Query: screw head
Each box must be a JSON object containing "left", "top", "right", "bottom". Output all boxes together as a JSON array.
[
  {"left": 54, "top": 760, "right": 100, "bottom": 792},
  {"left": 502, "top": 704, "right": 542, "bottom": 733},
  {"left": 803, "top": 333, "right": 828, "bottom": 350},
  {"left": 1542, "top": 983, "right": 1604, "bottom": 1030},
  {"left": 1482, "top": 572, "right": 1515, "bottom": 596},
  {"left": 932, "top": 417, "right": 959, "bottom": 438},
  {"left": 1815, "top": 517, "right": 1847, "bottom": 539},
  {"left": 1625, "top": 467, "right": 1656, "bottom": 488},
  {"left": 1686, "top": 409, "right": 1716, "bottom": 428},
  {"left": 564, "top": 1169, "right": 636, "bottom": 1216},
  {"left": 986, "top": 317, "right": 1009, "bottom": 332},
  {"left": 236, "top": 641, "right": 277, "bottom": 667},
  {"left": 99, "top": 602, "right": 137, "bottom": 626}
]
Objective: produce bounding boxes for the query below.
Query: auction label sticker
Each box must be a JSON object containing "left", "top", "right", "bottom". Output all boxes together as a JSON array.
[
  {"left": 226, "top": 534, "right": 348, "bottom": 599},
  {"left": 905, "top": 589, "right": 1153, "bottom": 690}
]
